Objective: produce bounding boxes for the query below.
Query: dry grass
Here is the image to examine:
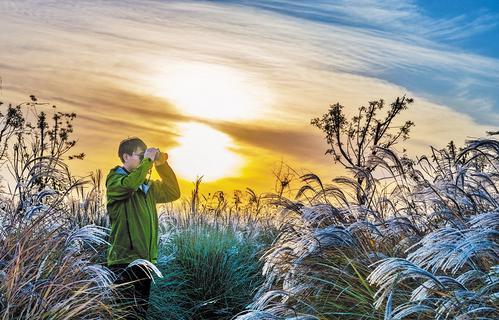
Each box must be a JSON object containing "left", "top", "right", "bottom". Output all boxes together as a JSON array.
[
  {"left": 0, "top": 99, "right": 117, "bottom": 319},
  {"left": 1, "top": 97, "right": 497, "bottom": 319},
  {"left": 236, "top": 137, "right": 498, "bottom": 319}
]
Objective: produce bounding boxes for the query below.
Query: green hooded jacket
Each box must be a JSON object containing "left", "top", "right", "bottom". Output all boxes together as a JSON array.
[{"left": 106, "top": 157, "right": 180, "bottom": 266}]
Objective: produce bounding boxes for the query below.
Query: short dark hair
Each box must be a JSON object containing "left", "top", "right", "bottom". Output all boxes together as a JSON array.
[{"left": 118, "top": 137, "right": 147, "bottom": 163}]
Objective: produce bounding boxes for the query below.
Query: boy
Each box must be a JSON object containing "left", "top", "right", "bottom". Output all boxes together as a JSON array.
[{"left": 106, "top": 137, "right": 180, "bottom": 319}]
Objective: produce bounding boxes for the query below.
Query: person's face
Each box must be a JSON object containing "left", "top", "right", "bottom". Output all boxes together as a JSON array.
[{"left": 123, "top": 147, "right": 145, "bottom": 171}]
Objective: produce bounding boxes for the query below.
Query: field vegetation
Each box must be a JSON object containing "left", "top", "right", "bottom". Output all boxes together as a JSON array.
[{"left": 0, "top": 96, "right": 497, "bottom": 319}]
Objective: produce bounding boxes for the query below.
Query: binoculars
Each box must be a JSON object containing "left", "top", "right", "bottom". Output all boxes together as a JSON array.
[
  {"left": 154, "top": 150, "right": 165, "bottom": 161},
  {"left": 138, "top": 149, "right": 163, "bottom": 161}
]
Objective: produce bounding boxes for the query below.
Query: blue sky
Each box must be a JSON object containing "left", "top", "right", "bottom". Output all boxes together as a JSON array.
[{"left": 418, "top": 0, "right": 499, "bottom": 57}]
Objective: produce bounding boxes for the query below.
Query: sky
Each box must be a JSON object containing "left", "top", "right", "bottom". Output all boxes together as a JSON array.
[{"left": 0, "top": 0, "right": 498, "bottom": 199}]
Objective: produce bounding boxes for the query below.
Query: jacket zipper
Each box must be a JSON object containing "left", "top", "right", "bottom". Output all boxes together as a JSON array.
[
  {"left": 124, "top": 207, "right": 134, "bottom": 250},
  {"left": 147, "top": 193, "right": 153, "bottom": 261},
  {"left": 145, "top": 173, "right": 154, "bottom": 261},
  {"left": 140, "top": 187, "right": 153, "bottom": 260}
]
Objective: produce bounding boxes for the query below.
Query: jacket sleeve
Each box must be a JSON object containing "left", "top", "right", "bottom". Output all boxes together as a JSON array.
[
  {"left": 151, "top": 162, "right": 181, "bottom": 203},
  {"left": 106, "top": 158, "right": 154, "bottom": 202}
]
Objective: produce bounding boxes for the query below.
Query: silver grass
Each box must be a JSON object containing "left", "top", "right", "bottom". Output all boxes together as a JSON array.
[
  {"left": 457, "top": 139, "right": 499, "bottom": 165},
  {"left": 248, "top": 290, "right": 291, "bottom": 311},
  {"left": 64, "top": 224, "right": 110, "bottom": 254},
  {"left": 389, "top": 303, "right": 435, "bottom": 319},
  {"left": 235, "top": 312, "right": 319, "bottom": 320},
  {"left": 407, "top": 214, "right": 498, "bottom": 275},
  {"left": 367, "top": 258, "right": 445, "bottom": 309},
  {"left": 83, "top": 264, "right": 115, "bottom": 288},
  {"left": 35, "top": 186, "right": 57, "bottom": 202},
  {"left": 234, "top": 310, "right": 282, "bottom": 320},
  {"left": 244, "top": 137, "right": 498, "bottom": 319},
  {"left": 299, "top": 204, "right": 340, "bottom": 226},
  {"left": 127, "top": 259, "right": 164, "bottom": 283},
  {"left": 347, "top": 220, "right": 383, "bottom": 237},
  {"left": 368, "top": 212, "right": 498, "bottom": 319},
  {"left": 410, "top": 276, "right": 467, "bottom": 302},
  {"left": 469, "top": 210, "right": 499, "bottom": 229},
  {"left": 455, "top": 269, "right": 488, "bottom": 287},
  {"left": 454, "top": 307, "right": 498, "bottom": 320},
  {"left": 24, "top": 203, "right": 49, "bottom": 220}
]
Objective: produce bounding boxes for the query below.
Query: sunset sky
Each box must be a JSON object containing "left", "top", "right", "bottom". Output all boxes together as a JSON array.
[{"left": 1, "top": 0, "right": 498, "bottom": 199}]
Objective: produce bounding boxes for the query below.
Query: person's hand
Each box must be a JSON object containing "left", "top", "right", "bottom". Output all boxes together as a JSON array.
[
  {"left": 144, "top": 148, "right": 159, "bottom": 161},
  {"left": 154, "top": 150, "right": 168, "bottom": 166}
]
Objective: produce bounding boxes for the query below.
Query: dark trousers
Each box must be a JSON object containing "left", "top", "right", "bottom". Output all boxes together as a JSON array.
[{"left": 109, "top": 264, "right": 152, "bottom": 320}]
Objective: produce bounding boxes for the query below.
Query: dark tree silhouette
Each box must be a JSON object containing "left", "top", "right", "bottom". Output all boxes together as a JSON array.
[
  {"left": 0, "top": 95, "right": 86, "bottom": 219},
  {"left": 311, "top": 96, "right": 415, "bottom": 204}
]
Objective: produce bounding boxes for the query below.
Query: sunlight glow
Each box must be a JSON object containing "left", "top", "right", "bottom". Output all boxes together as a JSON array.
[
  {"left": 153, "top": 63, "right": 271, "bottom": 120},
  {"left": 168, "top": 122, "right": 244, "bottom": 182}
]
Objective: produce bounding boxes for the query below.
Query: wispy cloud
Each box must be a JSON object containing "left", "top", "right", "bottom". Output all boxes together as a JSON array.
[
  {"left": 0, "top": 0, "right": 497, "bottom": 192},
  {"left": 225, "top": 0, "right": 499, "bottom": 41}
]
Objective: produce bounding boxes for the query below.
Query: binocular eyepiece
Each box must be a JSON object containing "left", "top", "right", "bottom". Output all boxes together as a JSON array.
[
  {"left": 154, "top": 150, "right": 164, "bottom": 161},
  {"left": 138, "top": 149, "right": 162, "bottom": 161}
]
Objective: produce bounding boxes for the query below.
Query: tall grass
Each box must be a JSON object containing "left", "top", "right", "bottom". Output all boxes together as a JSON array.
[
  {"left": 237, "top": 136, "right": 498, "bottom": 319},
  {"left": 0, "top": 98, "right": 118, "bottom": 319},
  {"left": 2, "top": 96, "right": 497, "bottom": 319},
  {"left": 368, "top": 211, "right": 498, "bottom": 319},
  {"left": 148, "top": 187, "right": 279, "bottom": 320},
  {"left": 0, "top": 97, "right": 280, "bottom": 319},
  {"left": 0, "top": 98, "right": 168, "bottom": 319}
]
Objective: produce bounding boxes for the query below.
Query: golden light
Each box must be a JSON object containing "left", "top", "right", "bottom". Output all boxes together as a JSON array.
[
  {"left": 167, "top": 122, "right": 244, "bottom": 182},
  {"left": 152, "top": 62, "right": 271, "bottom": 120}
]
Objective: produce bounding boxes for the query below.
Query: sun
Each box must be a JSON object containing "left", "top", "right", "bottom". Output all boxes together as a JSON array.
[
  {"left": 152, "top": 62, "right": 271, "bottom": 121},
  {"left": 167, "top": 122, "right": 244, "bottom": 182}
]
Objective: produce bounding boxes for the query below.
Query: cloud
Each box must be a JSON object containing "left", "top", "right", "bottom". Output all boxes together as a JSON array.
[
  {"left": 2, "top": 0, "right": 497, "bottom": 122},
  {"left": 0, "top": 0, "right": 497, "bottom": 192},
  {"left": 201, "top": 119, "right": 327, "bottom": 161},
  {"left": 220, "top": 0, "right": 499, "bottom": 41}
]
